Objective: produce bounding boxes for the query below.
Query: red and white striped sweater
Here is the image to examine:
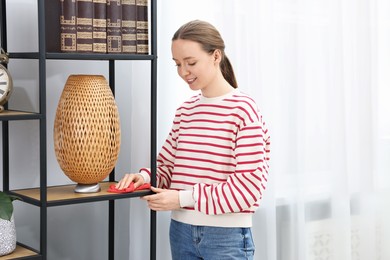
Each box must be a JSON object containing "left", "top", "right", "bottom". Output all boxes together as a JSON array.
[{"left": 140, "top": 89, "right": 270, "bottom": 227}]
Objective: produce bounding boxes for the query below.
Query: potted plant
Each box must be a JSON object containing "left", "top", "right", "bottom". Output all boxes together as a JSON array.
[{"left": 0, "top": 191, "right": 21, "bottom": 256}]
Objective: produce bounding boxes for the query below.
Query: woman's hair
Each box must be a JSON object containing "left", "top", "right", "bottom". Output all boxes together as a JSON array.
[{"left": 172, "top": 20, "right": 238, "bottom": 88}]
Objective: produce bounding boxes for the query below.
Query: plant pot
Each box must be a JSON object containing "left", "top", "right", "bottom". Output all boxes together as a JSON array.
[
  {"left": 53, "top": 75, "right": 121, "bottom": 193},
  {"left": 0, "top": 214, "right": 17, "bottom": 256}
]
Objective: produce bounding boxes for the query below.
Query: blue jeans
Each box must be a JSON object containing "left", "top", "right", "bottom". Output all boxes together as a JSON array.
[{"left": 169, "top": 219, "right": 255, "bottom": 260}]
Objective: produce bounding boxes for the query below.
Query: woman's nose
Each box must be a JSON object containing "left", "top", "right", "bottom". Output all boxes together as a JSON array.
[{"left": 179, "top": 66, "right": 190, "bottom": 76}]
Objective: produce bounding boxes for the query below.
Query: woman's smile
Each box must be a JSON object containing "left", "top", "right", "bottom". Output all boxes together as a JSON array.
[{"left": 186, "top": 77, "right": 197, "bottom": 84}]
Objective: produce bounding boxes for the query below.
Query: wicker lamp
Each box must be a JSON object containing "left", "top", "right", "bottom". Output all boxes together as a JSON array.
[{"left": 54, "top": 75, "right": 121, "bottom": 193}]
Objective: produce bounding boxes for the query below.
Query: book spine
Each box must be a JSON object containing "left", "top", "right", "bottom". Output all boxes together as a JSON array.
[
  {"left": 93, "top": 0, "right": 107, "bottom": 53},
  {"left": 60, "top": 0, "right": 77, "bottom": 52},
  {"left": 107, "top": 0, "right": 122, "bottom": 53},
  {"left": 135, "top": 0, "right": 148, "bottom": 54},
  {"left": 121, "top": 0, "right": 137, "bottom": 54},
  {"left": 76, "top": 0, "right": 94, "bottom": 52}
]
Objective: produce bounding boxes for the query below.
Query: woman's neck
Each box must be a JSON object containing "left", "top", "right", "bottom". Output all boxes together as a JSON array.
[{"left": 201, "top": 77, "right": 234, "bottom": 98}]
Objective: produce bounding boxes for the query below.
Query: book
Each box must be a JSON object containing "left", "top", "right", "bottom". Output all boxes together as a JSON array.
[
  {"left": 93, "top": 0, "right": 107, "bottom": 53},
  {"left": 107, "top": 0, "right": 122, "bottom": 53},
  {"left": 60, "top": 0, "right": 77, "bottom": 52},
  {"left": 76, "top": 0, "right": 94, "bottom": 52},
  {"left": 135, "top": 0, "right": 148, "bottom": 54},
  {"left": 121, "top": 0, "right": 137, "bottom": 54}
]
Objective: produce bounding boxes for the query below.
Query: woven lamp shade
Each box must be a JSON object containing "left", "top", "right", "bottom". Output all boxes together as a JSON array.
[{"left": 54, "top": 75, "right": 121, "bottom": 187}]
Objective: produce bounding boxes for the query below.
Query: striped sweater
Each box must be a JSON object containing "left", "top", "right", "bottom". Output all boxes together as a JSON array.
[{"left": 140, "top": 88, "right": 270, "bottom": 227}]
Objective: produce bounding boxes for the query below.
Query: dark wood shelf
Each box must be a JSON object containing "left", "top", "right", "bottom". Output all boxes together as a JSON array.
[{"left": 11, "top": 182, "right": 152, "bottom": 207}]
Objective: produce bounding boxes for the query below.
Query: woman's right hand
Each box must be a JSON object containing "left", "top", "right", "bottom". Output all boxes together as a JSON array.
[{"left": 115, "top": 173, "right": 145, "bottom": 190}]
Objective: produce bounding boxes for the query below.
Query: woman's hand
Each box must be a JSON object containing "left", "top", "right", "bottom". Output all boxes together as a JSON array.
[
  {"left": 141, "top": 187, "right": 180, "bottom": 211},
  {"left": 115, "top": 173, "right": 145, "bottom": 190}
]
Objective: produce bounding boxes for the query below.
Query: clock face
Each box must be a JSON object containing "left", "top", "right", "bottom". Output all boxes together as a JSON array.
[{"left": 0, "top": 64, "right": 13, "bottom": 105}]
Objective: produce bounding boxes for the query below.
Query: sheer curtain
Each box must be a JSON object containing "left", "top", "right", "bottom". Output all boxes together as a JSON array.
[{"left": 156, "top": 0, "right": 390, "bottom": 259}]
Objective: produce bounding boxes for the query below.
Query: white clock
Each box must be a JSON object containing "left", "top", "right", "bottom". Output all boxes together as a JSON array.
[{"left": 0, "top": 49, "right": 13, "bottom": 112}]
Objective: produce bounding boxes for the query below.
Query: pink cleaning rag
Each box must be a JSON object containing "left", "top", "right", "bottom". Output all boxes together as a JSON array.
[{"left": 107, "top": 182, "right": 151, "bottom": 193}]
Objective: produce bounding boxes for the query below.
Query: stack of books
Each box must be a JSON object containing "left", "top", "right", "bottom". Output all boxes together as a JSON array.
[{"left": 60, "top": 0, "right": 148, "bottom": 54}]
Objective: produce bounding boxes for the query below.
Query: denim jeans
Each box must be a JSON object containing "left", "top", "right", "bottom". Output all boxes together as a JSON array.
[{"left": 169, "top": 219, "right": 255, "bottom": 260}]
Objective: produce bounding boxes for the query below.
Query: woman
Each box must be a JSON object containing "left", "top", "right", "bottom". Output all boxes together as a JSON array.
[{"left": 116, "top": 20, "right": 270, "bottom": 260}]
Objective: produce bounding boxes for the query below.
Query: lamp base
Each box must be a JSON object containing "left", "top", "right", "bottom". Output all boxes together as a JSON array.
[{"left": 74, "top": 183, "right": 101, "bottom": 193}]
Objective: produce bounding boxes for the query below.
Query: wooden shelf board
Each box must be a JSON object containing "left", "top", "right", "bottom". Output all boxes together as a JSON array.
[
  {"left": 13, "top": 182, "right": 150, "bottom": 205},
  {"left": 15, "top": 182, "right": 115, "bottom": 201},
  {"left": 0, "top": 245, "right": 38, "bottom": 260},
  {"left": 0, "top": 111, "right": 34, "bottom": 116}
]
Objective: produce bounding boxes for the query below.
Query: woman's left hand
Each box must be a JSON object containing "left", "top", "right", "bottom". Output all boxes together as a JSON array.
[{"left": 141, "top": 187, "right": 181, "bottom": 211}]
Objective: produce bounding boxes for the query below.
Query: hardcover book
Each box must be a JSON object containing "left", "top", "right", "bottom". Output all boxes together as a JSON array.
[
  {"left": 107, "top": 0, "right": 122, "bottom": 53},
  {"left": 121, "top": 0, "right": 137, "bottom": 54},
  {"left": 135, "top": 0, "right": 148, "bottom": 54},
  {"left": 60, "top": 0, "right": 77, "bottom": 52},
  {"left": 76, "top": 0, "right": 94, "bottom": 52},
  {"left": 93, "top": 0, "right": 107, "bottom": 53}
]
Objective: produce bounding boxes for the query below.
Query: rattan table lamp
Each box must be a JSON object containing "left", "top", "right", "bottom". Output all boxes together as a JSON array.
[{"left": 54, "top": 75, "right": 121, "bottom": 193}]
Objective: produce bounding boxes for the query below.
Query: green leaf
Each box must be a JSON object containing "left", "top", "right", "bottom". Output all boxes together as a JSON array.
[
  {"left": 9, "top": 194, "right": 22, "bottom": 202},
  {"left": 0, "top": 192, "right": 14, "bottom": 221},
  {"left": 0, "top": 191, "right": 21, "bottom": 221}
]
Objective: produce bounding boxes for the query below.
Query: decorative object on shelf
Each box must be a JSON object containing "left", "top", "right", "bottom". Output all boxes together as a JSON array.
[
  {"left": 60, "top": 0, "right": 77, "bottom": 52},
  {"left": 0, "top": 48, "right": 13, "bottom": 112},
  {"left": 0, "top": 191, "right": 21, "bottom": 256},
  {"left": 136, "top": 0, "right": 149, "bottom": 54},
  {"left": 54, "top": 75, "right": 121, "bottom": 193},
  {"left": 121, "top": 0, "right": 137, "bottom": 54},
  {"left": 93, "top": 0, "right": 108, "bottom": 53},
  {"left": 76, "top": 0, "right": 94, "bottom": 52},
  {"left": 107, "top": 0, "right": 122, "bottom": 53},
  {"left": 59, "top": 0, "right": 149, "bottom": 54}
]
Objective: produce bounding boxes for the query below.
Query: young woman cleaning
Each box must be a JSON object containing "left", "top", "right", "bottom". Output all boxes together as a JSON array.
[{"left": 116, "top": 20, "right": 271, "bottom": 260}]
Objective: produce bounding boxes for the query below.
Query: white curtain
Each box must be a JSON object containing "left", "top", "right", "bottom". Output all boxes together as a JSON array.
[{"left": 157, "top": 0, "right": 390, "bottom": 259}]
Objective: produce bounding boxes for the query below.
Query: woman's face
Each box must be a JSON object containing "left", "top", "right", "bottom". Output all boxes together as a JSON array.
[{"left": 172, "top": 39, "right": 220, "bottom": 93}]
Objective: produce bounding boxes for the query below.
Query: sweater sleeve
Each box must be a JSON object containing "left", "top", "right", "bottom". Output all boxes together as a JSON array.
[{"left": 192, "top": 117, "right": 270, "bottom": 215}]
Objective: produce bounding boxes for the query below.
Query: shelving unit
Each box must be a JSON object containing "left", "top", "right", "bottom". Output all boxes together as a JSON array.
[{"left": 0, "top": 1, "right": 157, "bottom": 259}]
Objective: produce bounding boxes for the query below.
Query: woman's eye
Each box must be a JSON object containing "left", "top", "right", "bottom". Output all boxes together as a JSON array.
[
  {"left": 175, "top": 63, "right": 181, "bottom": 67},
  {"left": 188, "top": 62, "right": 196, "bottom": 66}
]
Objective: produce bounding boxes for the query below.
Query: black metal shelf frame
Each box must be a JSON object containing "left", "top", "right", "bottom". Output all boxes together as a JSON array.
[
  {"left": 1, "top": 0, "right": 157, "bottom": 259},
  {"left": 10, "top": 52, "right": 156, "bottom": 61},
  {"left": 0, "top": 112, "right": 42, "bottom": 121}
]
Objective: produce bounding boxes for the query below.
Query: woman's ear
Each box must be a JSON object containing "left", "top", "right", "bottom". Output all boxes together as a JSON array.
[{"left": 213, "top": 49, "right": 222, "bottom": 63}]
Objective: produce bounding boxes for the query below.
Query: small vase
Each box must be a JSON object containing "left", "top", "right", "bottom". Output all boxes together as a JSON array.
[
  {"left": 0, "top": 214, "right": 17, "bottom": 256},
  {"left": 54, "top": 75, "right": 121, "bottom": 193}
]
